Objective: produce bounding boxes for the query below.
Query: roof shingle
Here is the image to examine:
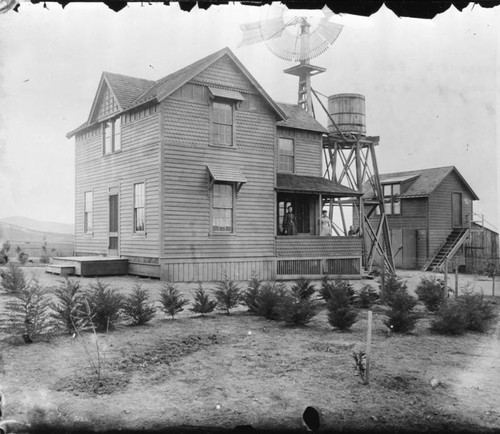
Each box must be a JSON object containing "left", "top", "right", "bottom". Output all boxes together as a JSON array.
[
  {"left": 276, "top": 102, "right": 328, "bottom": 133},
  {"left": 363, "top": 166, "right": 479, "bottom": 200}
]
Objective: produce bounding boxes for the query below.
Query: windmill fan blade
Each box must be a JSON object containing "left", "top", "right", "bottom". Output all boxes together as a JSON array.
[
  {"left": 266, "top": 19, "right": 343, "bottom": 62},
  {"left": 322, "top": 5, "right": 335, "bottom": 20},
  {"left": 238, "top": 16, "right": 287, "bottom": 47}
]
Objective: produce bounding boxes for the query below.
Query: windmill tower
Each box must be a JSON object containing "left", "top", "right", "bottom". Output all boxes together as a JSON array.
[{"left": 239, "top": 6, "right": 395, "bottom": 273}]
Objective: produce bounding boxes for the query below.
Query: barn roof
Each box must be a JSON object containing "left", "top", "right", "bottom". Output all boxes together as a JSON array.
[
  {"left": 67, "top": 47, "right": 287, "bottom": 138},
  {"left": 363, "top": 166, "right": 479, "bottom": 200},
  {"left": 276, "top": 173, "right": 362, "bottom": 197},
  {"left": 276, "top": 102, "right": 328, "bottom": 134}
]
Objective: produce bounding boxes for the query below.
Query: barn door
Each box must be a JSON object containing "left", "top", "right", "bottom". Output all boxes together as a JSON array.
[
  {"left": 452, "top": 192, "right": 462, "bottom": 228},
  {"left": 402, "top": 229, "right": 417, "bottom": 269},
  {"left": 108, "top": 194, "right": 119, "bottom": 256}
]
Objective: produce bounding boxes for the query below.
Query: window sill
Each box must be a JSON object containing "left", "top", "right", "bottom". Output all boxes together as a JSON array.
[
  {"left": 209, "top": 143, "right": 237, "bottom": 150},
  {"left": 133, "top": 232, "right": 147, "bottom": 239},
  {"left": 103, "top": 150, "right": 122, "bottom": 157},
  {"left": 209, "top": 232, "right": 237, "bottom": 237}
]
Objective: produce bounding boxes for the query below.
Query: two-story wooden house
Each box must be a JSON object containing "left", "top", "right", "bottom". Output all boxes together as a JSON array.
[
  {"left": 65, "top": 47, "right": 363, "bottom": 282},
  {"left": 360, "top": 166, "right": 480, "bottom": 271}
]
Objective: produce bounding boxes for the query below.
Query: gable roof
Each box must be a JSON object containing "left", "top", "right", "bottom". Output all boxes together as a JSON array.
[
  {"left": 276, "top": 102, "right": 328, "bottom": 134},
  {"left": 363, "top": 166, "right": 479, "bottom": 200},
  {"left": 68, "top": 47, "right": 287, "bottom": 138},
  {"left": 103, "top": 72, "right": 156, "bottom": 110},
  {"left": 129, "top": 47, "right": 287, "bottom": 120}
]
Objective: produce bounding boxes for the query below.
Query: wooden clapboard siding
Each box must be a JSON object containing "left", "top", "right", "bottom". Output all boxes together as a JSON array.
[
  {"left": 277, "top": 127, "right": 322, "bottom": 176},
  {"left": 74, "top": 113, "right": 161, "bottom": 258},
  {"left": 161, "top": 82, "right": 277, "bottom": 261}
]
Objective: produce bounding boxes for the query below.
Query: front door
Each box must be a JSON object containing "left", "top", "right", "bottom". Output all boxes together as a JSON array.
[
  {"left": 277, "top": 194, "right": 316, "bottom": 235},
  {"left": 108, "top": 194, "right": 119, "bottom": 256},
  {"left": 452, "top": 192, "right": 462, "bottom": 228}
]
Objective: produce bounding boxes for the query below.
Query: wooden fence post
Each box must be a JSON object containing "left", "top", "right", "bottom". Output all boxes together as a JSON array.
[
  {"left": 455, "top": 260, "right": 459, "bottom": 298},
  {"left": 364, "top": 310, "right": 373, "bottom": 385}
]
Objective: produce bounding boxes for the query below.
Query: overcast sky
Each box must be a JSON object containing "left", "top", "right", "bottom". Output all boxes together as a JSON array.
[{"left": 0, "top": 2, "right": 498, "bottom": 232}]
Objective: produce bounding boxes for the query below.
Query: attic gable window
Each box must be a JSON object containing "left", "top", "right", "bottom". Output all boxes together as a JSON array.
[
  {"left": 209, "top": 88, "right": 244, "bottom": 148},
  {"left": 211, "top": 100, "right": 234, "bottom": 147},
  {"left": 103, "top": 117, "right": 121, "bottom": 154}
]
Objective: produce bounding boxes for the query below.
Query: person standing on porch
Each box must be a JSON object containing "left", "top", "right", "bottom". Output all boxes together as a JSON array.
[
  {"left": 319, "top": 210, "right": 332, "bottom": 236},
  {"left": 283, "top": 206, "right": 298, "bottom": 235}
]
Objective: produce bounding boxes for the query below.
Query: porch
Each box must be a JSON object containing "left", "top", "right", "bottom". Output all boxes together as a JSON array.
[
  {"left": 46, "top": 256, "right": 129, "bottom": 277},
  {"left": 276, "top": 235, "right": 363, "bottom": 279}
]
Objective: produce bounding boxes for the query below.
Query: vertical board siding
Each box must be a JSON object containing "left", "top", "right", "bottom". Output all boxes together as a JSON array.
[
  {"left": 160, "top": 258, "right": 275, "bottom": 282},
  {"left": 428, "top": 172, "right": 474, "bottom": 258},
  {"left": 74, "top": 114, "right": 161, "bottom": 258}
]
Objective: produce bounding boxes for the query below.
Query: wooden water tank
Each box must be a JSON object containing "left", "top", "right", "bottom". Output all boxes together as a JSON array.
[{"left": 327, "top": 93, "right": 366, "bottom": 136}]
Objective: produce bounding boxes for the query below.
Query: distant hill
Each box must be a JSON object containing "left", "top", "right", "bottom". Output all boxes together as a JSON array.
[
  {"left": 0, "top": 216, "right": 74, "bottom": 235},
  {"left": 0, "top": 218, "right": 74, "bottom": 257}
]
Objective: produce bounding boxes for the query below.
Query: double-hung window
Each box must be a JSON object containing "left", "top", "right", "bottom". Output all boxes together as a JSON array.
[
  {"left": 103, "top": 117, "right": 121, "bottom": 154},
  {"left": 212, "top": 101, "right": 233, "bottom": 147},
  {"left": 278, "top": 138, "right": 294, "bottom": 173},
  {"left": 134, "top": 182, "right": 145, "bottom": 232},
  {"left": 212, "top": 183, "right": 234, "bottom": 233},
  {"left": 84, "top": 191, "right": 93, "bottom": 233}
]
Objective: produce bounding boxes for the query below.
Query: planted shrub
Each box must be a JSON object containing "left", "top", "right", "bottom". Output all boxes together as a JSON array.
[
  {"left": 243, "top": 275, "right": 262, "bottom": 313},
  {"left": 383, "top": 289, "right": 418, "bottom": 333},
  {"left": 1, "top": 262, "right": 27, "bottom": 294},
  {"left": 190, "top": 283, "right": 217, "bottom": 316},
  {"left": 291, "top": 277, "right": 316, "bottom": 300},
  {"left": 380, "top": 273, "right": 407, "bottom": 306},
  {"left": 50, "top": 278, "right": 87, "bottom": 333},
  {"left": 430, "top": 299, "right": 467, "bottom": 335},
  {"left": 212, "top": 277, "right": 242, "bottom": 314},
  {"left": 459, "top": 290, "right": 497, "bottom": 332},
  {"left": 356, "top": 284, "right": 380, "bottom": 309},
  {"left": 320, "top": 278, "right": 355, "bottom": 304},
  {"left": 276, "top": 280, "right": 319, "bottom": 327},
  {"left": 85, "top": 280, "right": 125, "bottom": 332},
  {"left": 251, "top": 281, "right": 286, "bottom": 320},
  {"left": 276, "top": 293, "right": 319, "bottom": 327},
  {"left": 326, "top": 283, "right": 358, "bottom": 330},
  {"left": 415, "top": 276, "right": 445, "bottom": 312},
  {"left": 4, "top": 278, "right": 53, "bottom": 342},
  {"left": 123, "top": 284, "right": 156, "bottom": 326},
  {"left": 159, "top": 282, "right": 189, "bottom": 319}
]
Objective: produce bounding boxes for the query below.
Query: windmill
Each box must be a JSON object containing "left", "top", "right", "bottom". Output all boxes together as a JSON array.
[
  {"left": 239, "top": 6, "right": 395, "bottom": 274},
  {"left": 239, "top": 5, "right": 342, "bottom": 114}
]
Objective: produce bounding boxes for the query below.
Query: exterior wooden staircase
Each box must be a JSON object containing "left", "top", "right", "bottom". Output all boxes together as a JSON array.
[{"left": 423, "top": 228, "right": 470, "bottom": 272}]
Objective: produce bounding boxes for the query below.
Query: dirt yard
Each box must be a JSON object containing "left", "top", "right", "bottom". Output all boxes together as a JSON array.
[{"left": 0, "top": 268, "right": 499, "bottom": 433}]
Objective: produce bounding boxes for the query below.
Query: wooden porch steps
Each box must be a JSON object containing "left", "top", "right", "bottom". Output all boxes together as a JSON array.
[{"left": 45, "top": 264, "right": 75, "bottom": 277}]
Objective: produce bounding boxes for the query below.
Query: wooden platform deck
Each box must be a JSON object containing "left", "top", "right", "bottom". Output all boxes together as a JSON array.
[{"left": 46, "top": 256, "right": 128, "bottom": 277}]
